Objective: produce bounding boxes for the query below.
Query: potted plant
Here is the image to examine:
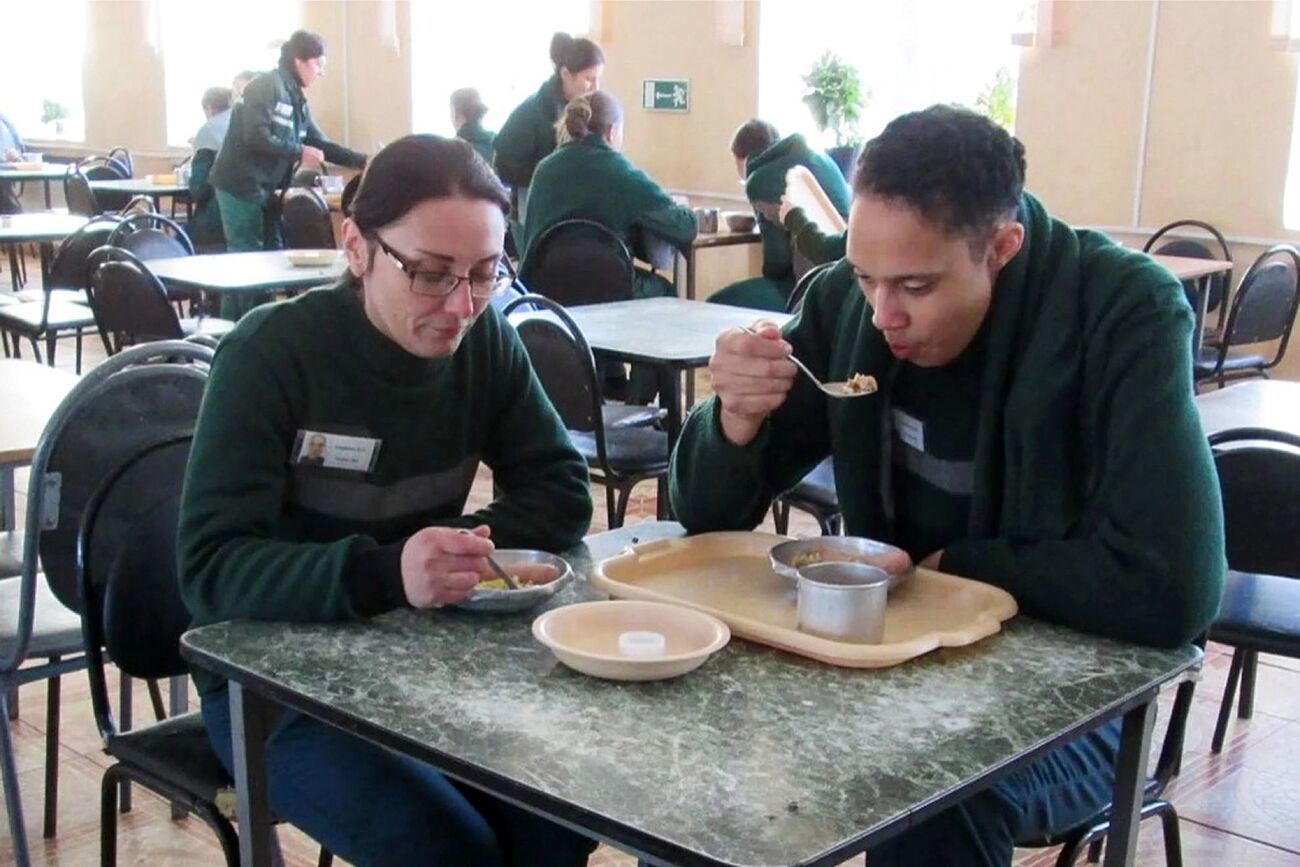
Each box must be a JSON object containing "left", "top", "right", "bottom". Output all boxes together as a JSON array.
[
  {"left": 802, "top": 52, "right": 868, "bottom": 180},
  {"left": 975, "top": 67, "right": 1016, "bottom": 132},
  {"left": 41, "top": 100, "right": 69, "bottom": 136}
]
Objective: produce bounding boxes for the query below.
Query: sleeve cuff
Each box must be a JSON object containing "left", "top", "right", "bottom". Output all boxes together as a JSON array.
[{"left": 343, "top": 537, "right": 410, "bottom": 617}]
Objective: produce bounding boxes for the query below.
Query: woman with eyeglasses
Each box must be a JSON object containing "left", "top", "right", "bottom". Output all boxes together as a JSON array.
[
  {"left": 494, "top": 32, "right": 604, "bottom": 229},
  {"left": 179, "top": 135, "right": 595, "bottom": 867},
  {"left": 210, "top": 29, "right": 367, "bottom": 319}
]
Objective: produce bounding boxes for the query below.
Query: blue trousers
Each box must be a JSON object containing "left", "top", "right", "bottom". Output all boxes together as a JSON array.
[
  {"left": 867, "top": 720, "right": 1122, "bottom": 866},
  {"left": 202, "top": 689, "right": 598, "bottom": 867}
]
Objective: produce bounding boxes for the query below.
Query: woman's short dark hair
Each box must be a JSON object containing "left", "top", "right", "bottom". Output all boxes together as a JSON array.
[
  {"left": 854, "top": 105, "right": 1026, "bottom": 243},
  {"left": 730, "top": 119, "right": 780, "bottom": 160},
  {"left": 559, "top": 92, "right": 623, "bottom": 142},
  {"left": 349, "top": 135, "right": 509, "bottom": 235},
  {"left": 279, "top": 30, "right": 326, "bottom": 69},
  {"left": 201, "top": 86, "right": 233, "bottom": 114},
  {"left": 450, "top": 88, "right": 488, "bottom": 124},
  {"left": 550, "top": 32, "right": 604, "bottom": 74}
]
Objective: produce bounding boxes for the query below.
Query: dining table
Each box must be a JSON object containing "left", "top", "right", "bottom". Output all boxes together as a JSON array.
[{"left": 0, "top": 360, "right": 79, "bottom": 530}]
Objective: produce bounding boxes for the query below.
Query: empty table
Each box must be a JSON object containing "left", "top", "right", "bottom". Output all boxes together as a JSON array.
[
  {"left": 0, "top": 163, "right": 70, "bottom": 209},
  {"left": 1195, "top": 380, "right": 1300, "bottom": 440},
  {"left": 0, "top": 213, "right": 90, "bottom": 282},
  {"left": 145, "top": 251, "right": 346, "bottom": 295}
]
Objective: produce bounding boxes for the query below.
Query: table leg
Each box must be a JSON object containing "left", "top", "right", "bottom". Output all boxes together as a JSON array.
[
  {"left": 42, "top": 180, "right": 51, "bottom": 210},
  {"left": 230, "top": 682, "right": 276, "bottom": 867},
  {"left": 168, "top": 676, "right": 189, "bottom": 820},
  {"left": 38, "top": 242, "right": 52, "bottom": 286},
  {"left": 1, "top": 467, "right": 14, "bottom": 532},
  {"left": 685, "top": 248, "right": 697, "bottom": 302},
  {"left": 1189, "top": 276, "right": 1210, "bottom": 366},
  {"left": 1103, "top": 698, "right": 1157, "bottom": 867}
]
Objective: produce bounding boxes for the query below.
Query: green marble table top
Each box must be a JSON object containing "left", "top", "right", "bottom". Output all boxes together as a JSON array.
[{"left": 181, "top": 523, "right": 1201, "bottom": 867}]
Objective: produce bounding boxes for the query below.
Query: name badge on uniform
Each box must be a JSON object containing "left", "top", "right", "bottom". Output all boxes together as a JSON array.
[
  {"left": 274, "top": 102, "right": 293, "bottom": 117},
  {"left": 293, "top": 429, "right": 381, "bottom": 472},
  {"left": 891, "top": 409, "right": 926, "bottom": 453}
]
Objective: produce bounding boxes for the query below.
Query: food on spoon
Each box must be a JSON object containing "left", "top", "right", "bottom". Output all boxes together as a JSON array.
[
  {"left": 475, "top": 562, "right": 561, "bottom": 590},
  {"left": 841, "top": 373, "right": 878, "bottom": 394}
]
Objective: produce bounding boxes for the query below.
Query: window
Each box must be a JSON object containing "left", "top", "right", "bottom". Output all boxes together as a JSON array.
[
  {"left": 159, "top": 0, "right": 299, "bottom": 148},
  {"left": 1279, "top": 1, "right": 1300, "bottom": 228},
  {"left": 410, "top": 1, "right": 591, "bottom": 138},
  {"left": 757, "top": 0, "right": 1024, "bottom": 150},
  {"left": 0, "top": 0, "right": 86, "bottom": 142}
]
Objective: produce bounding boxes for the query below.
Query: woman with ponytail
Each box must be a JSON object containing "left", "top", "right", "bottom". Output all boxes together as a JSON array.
[{"left": 494, "top": 32, "right": 604, "bottom": 225}]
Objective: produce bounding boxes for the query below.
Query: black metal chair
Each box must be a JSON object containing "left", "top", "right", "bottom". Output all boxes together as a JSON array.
[
  {"left": 1206, "top": 427, "right": 1300, "bottom": 753},
  {"left": 518, "top": 219, "right": 637, "bottom": 307},
  {"left": 0, "top": 216, "right": 117, "bottom": 371},
  {"left": 105, "top": 146, "right": 134, "bottom": 178},
  {"left": 1193, "top": 245, "right": 1300, "bottom": 389},
  {"left": 281, "top": 186, "right": 336, "bottom": 249},
  {"left": 1143, "top": 220, "right": 1233, "bottom": 343},
  {"left": 87, "top": 246, "right": 234, "bottom": 353},
  {"left": 63, "top": 165, "right": 101, "bottom": 217},
  {"left": 76, "top": 432, "right": 334, "bottom": 867},
  {"left": 504, "top": 294, "right": 670, "bottom": 528},
  {"left": 108, "top": 212, "right": 200, "bottom": 311},
  {"left": 1, "top": 342, "right": 211, "bottom": 867},
  {"left": 77, "top": 155, "right": 132, "bottom": 212},
  {"left": 771, "top": 263, "right": 842, "bottom": 535}
]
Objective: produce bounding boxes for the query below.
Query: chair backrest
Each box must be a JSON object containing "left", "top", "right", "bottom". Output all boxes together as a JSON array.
[
  {"left": 1143, "top": 219, "right": 1233, "bottom": 313},
  {"left": 46, "top": 215, "right": 122, "bottom": 295},
  {"left": 63, "top": 166, "right": 101, "bottom": 216},
  {"left": 1208, "top": 245, "right": 1300, "bottom": 377},
  {"left": 281, "top": 186, "right": 336, "bottom": 249},
  {"left": 105, "top": 146, "right": 134, "bottom": 177},
  {"left": 88, "top": 246, "right": 186, "bottom": 351},
  {"left": 786, "top": 261, "right": 836, "bottom": 314},
  {"left": 77, "top": 155, "right": 130, "bottom": 181},
  {"left": 1209, "top": 428, "right": 1300, "bottom": 578},
  {"left": 108, "top": 212, "right": 195, "bottom": 260},
  {"left": 503, "top": 295, "right": 604, "bottom": 443},
  {"left": 77, "top": 435, "right": 193, "bottom": 740},
  {"left": 8, "top": 343, "right": 212, "bottom": 675},
  {"left": 519, "top": 219, "right": 636, "bottom": 307},
  {"left": 291, "top": 167, "right": 322, "bottom": 188}
]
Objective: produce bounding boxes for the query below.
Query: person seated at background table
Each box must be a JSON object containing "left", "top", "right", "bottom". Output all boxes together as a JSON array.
[
  {"left": 670, "top": 105, "right": 1224, "bottom": 867},
  {"left": 709, "top": 119, "right": 851, "bottom": 312},
  {"left": 187, "top": 86, "right": 234, "bottom": 250},
  {"left": 0, "top": 110, "right": 30, "bottom": 214},
  {"left": 179, "top": 135, "right": 596, "bottom": 867},
  {"left": 776, "top": 192, "right": 846, "bottom": 267},
  {"left": 523, "top": 90, "right": 696, "bottom": 403},
  {"left": 210, "top": 30, "right": 367, "bottom": 320},
  {"left": 451, "top": 87, "right": 496, "bottom": 165},
  {"left": 494, "top": 32, "right": 604, "bottom": 229}
]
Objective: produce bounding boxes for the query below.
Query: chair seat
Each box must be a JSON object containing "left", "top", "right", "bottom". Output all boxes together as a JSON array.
[
  {"left": 0, "top": 299, "right": 97, "bottom": 334},
  {"left": 783, "top": 458, "right": 838, "bottom": 509},
  {"left": 603, "top": 403, "right": 665, "bottom": 430},
  {"left": 0, "top": 531, "right": 21, "bottom": 579},
  {"left": 1193, "top": 348, "right": 1268, "bottom": 377},
  {"left": 1209, "top": 569, "right": 1300, "bottom": 657},
  {"left": 12, "top": 288, "right": 87, "bottom": 306},
  {"left": 570, "top": 426, "right": 670, "bottom": 474},
  {"left": 106, "top": 711, "right": 233, "bottom": 806},
  {"left": 179, "top": 317, "right": 237, "bottom": 340},
  {"left": 0, "top": 575, "right": 84, "bottom": 659}
]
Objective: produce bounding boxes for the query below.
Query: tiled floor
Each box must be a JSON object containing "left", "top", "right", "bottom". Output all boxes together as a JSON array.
[{"left": 3, "top": 268, "right": 1300, "bottom": 865}]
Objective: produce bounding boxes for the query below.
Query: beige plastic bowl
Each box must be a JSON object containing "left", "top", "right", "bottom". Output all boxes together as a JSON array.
[
  {"left": 284, "top": 249, "right": 340, "bottom": 268},
  {"left": 532, "top": 600, "right": 730, "bottom": 681},
  {"left": 147, "top": 173, "right": 179, "bottom": 185}
]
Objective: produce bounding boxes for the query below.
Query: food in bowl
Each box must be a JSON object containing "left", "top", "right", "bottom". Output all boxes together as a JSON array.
[
  {"left": 771, "top": 537, "right": 913, "bottom": 590},
  {"left": 475, "top": 562, "right": 561, "bottom": 590}
]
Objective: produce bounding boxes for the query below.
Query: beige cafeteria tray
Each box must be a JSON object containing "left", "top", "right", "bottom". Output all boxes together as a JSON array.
[{"left": 590, "top": 532, "right": 1018, "bottom": 669}]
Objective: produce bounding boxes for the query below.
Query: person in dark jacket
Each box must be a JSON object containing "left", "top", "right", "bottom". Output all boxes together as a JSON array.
[
  {"left": 672, "top": 105, "right": 1224, "bottom": 867},
  {"left": 450, "top": 88, "right": 495, "bottom": 165},
  {"left": 187, "top": 86, "right": 234, "bottom": 251},
  {"left": 709, "top": 119, "right": 852, "bottom": 312},
  {"left": 494, "top": 32, "right": 604, "bottom": 229},
  {"left": 210, "top": 30, "right": 367, "bottom": 318}
]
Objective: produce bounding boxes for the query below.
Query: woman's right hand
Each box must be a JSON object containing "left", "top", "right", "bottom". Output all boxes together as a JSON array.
[{"left": 400, "top": 525, "right": 494, "bottom": 608}]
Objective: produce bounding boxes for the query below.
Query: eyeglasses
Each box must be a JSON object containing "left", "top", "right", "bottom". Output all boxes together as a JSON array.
[{"left": 373, "top": 234, "right": 511, "bottom": 299}]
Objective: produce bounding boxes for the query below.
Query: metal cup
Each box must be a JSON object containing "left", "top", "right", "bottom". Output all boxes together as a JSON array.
[
  {"left": 694, "top": 207, "right": 719, "bottom": 234},
  {"left": 796, "top": 562, "right": 890, "bottom": 644}
]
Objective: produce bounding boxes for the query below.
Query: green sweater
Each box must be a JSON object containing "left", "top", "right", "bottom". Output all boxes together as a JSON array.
[
  {"left": 745, "top": 134, "right": 851, "bottom": 283},
  {"left": 494, "top": 76, "right": 566, "bottom": 188},
  {"left": 456, "top": 119, "right": 497, "bottom": 165},
  {"left": 211, "top": 65, "right": 366, "bottom": 206},
  {"left": 783, "top": 206, "right": 847, "bottom": 265},
  {"left": 179, "top": 282, "right": 592, "bottom": 692},
  {"left": 521, "top": 134, "right": 697, "bottom": 266},
  {"left": 670, "top": 194, "right": 1224, "bottom": 649}
]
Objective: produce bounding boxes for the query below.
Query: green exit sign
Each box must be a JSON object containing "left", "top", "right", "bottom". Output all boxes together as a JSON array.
[{"left": 642, "top": 79, "right": 690, "bottom": 112}]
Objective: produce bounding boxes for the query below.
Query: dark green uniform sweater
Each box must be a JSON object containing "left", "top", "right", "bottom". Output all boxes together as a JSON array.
[
  {"left": 456, "top": 119, "right": 497, "bottom": 165},
  {"left": 211, "top": 65, "right": 366, "bottom": 206},
  {"left": 521, "top": 134, "right": 697, "bottom": 287},
  {"left": 179, "top": 282, "right": 592, "bottom": 692},
  {"left": 186, "top": 148, "right": 224, "bottom": 249},
  {"left": 671, "top": 193, "right": 1224, "bottom": 649},
  {"left": 494, "top": 76, "right": 566, "bottom": 189},
  {"left": 783, "top": 206, "right": 847, "bottom": 266}
]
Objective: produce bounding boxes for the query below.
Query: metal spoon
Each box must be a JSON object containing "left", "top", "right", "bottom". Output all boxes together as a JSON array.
[
  {"left": 485, "top": 554, "right": 523, "bottom": 590},
  {"left": 740, "top": 326, "right": 877, "bottom": 399}
]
